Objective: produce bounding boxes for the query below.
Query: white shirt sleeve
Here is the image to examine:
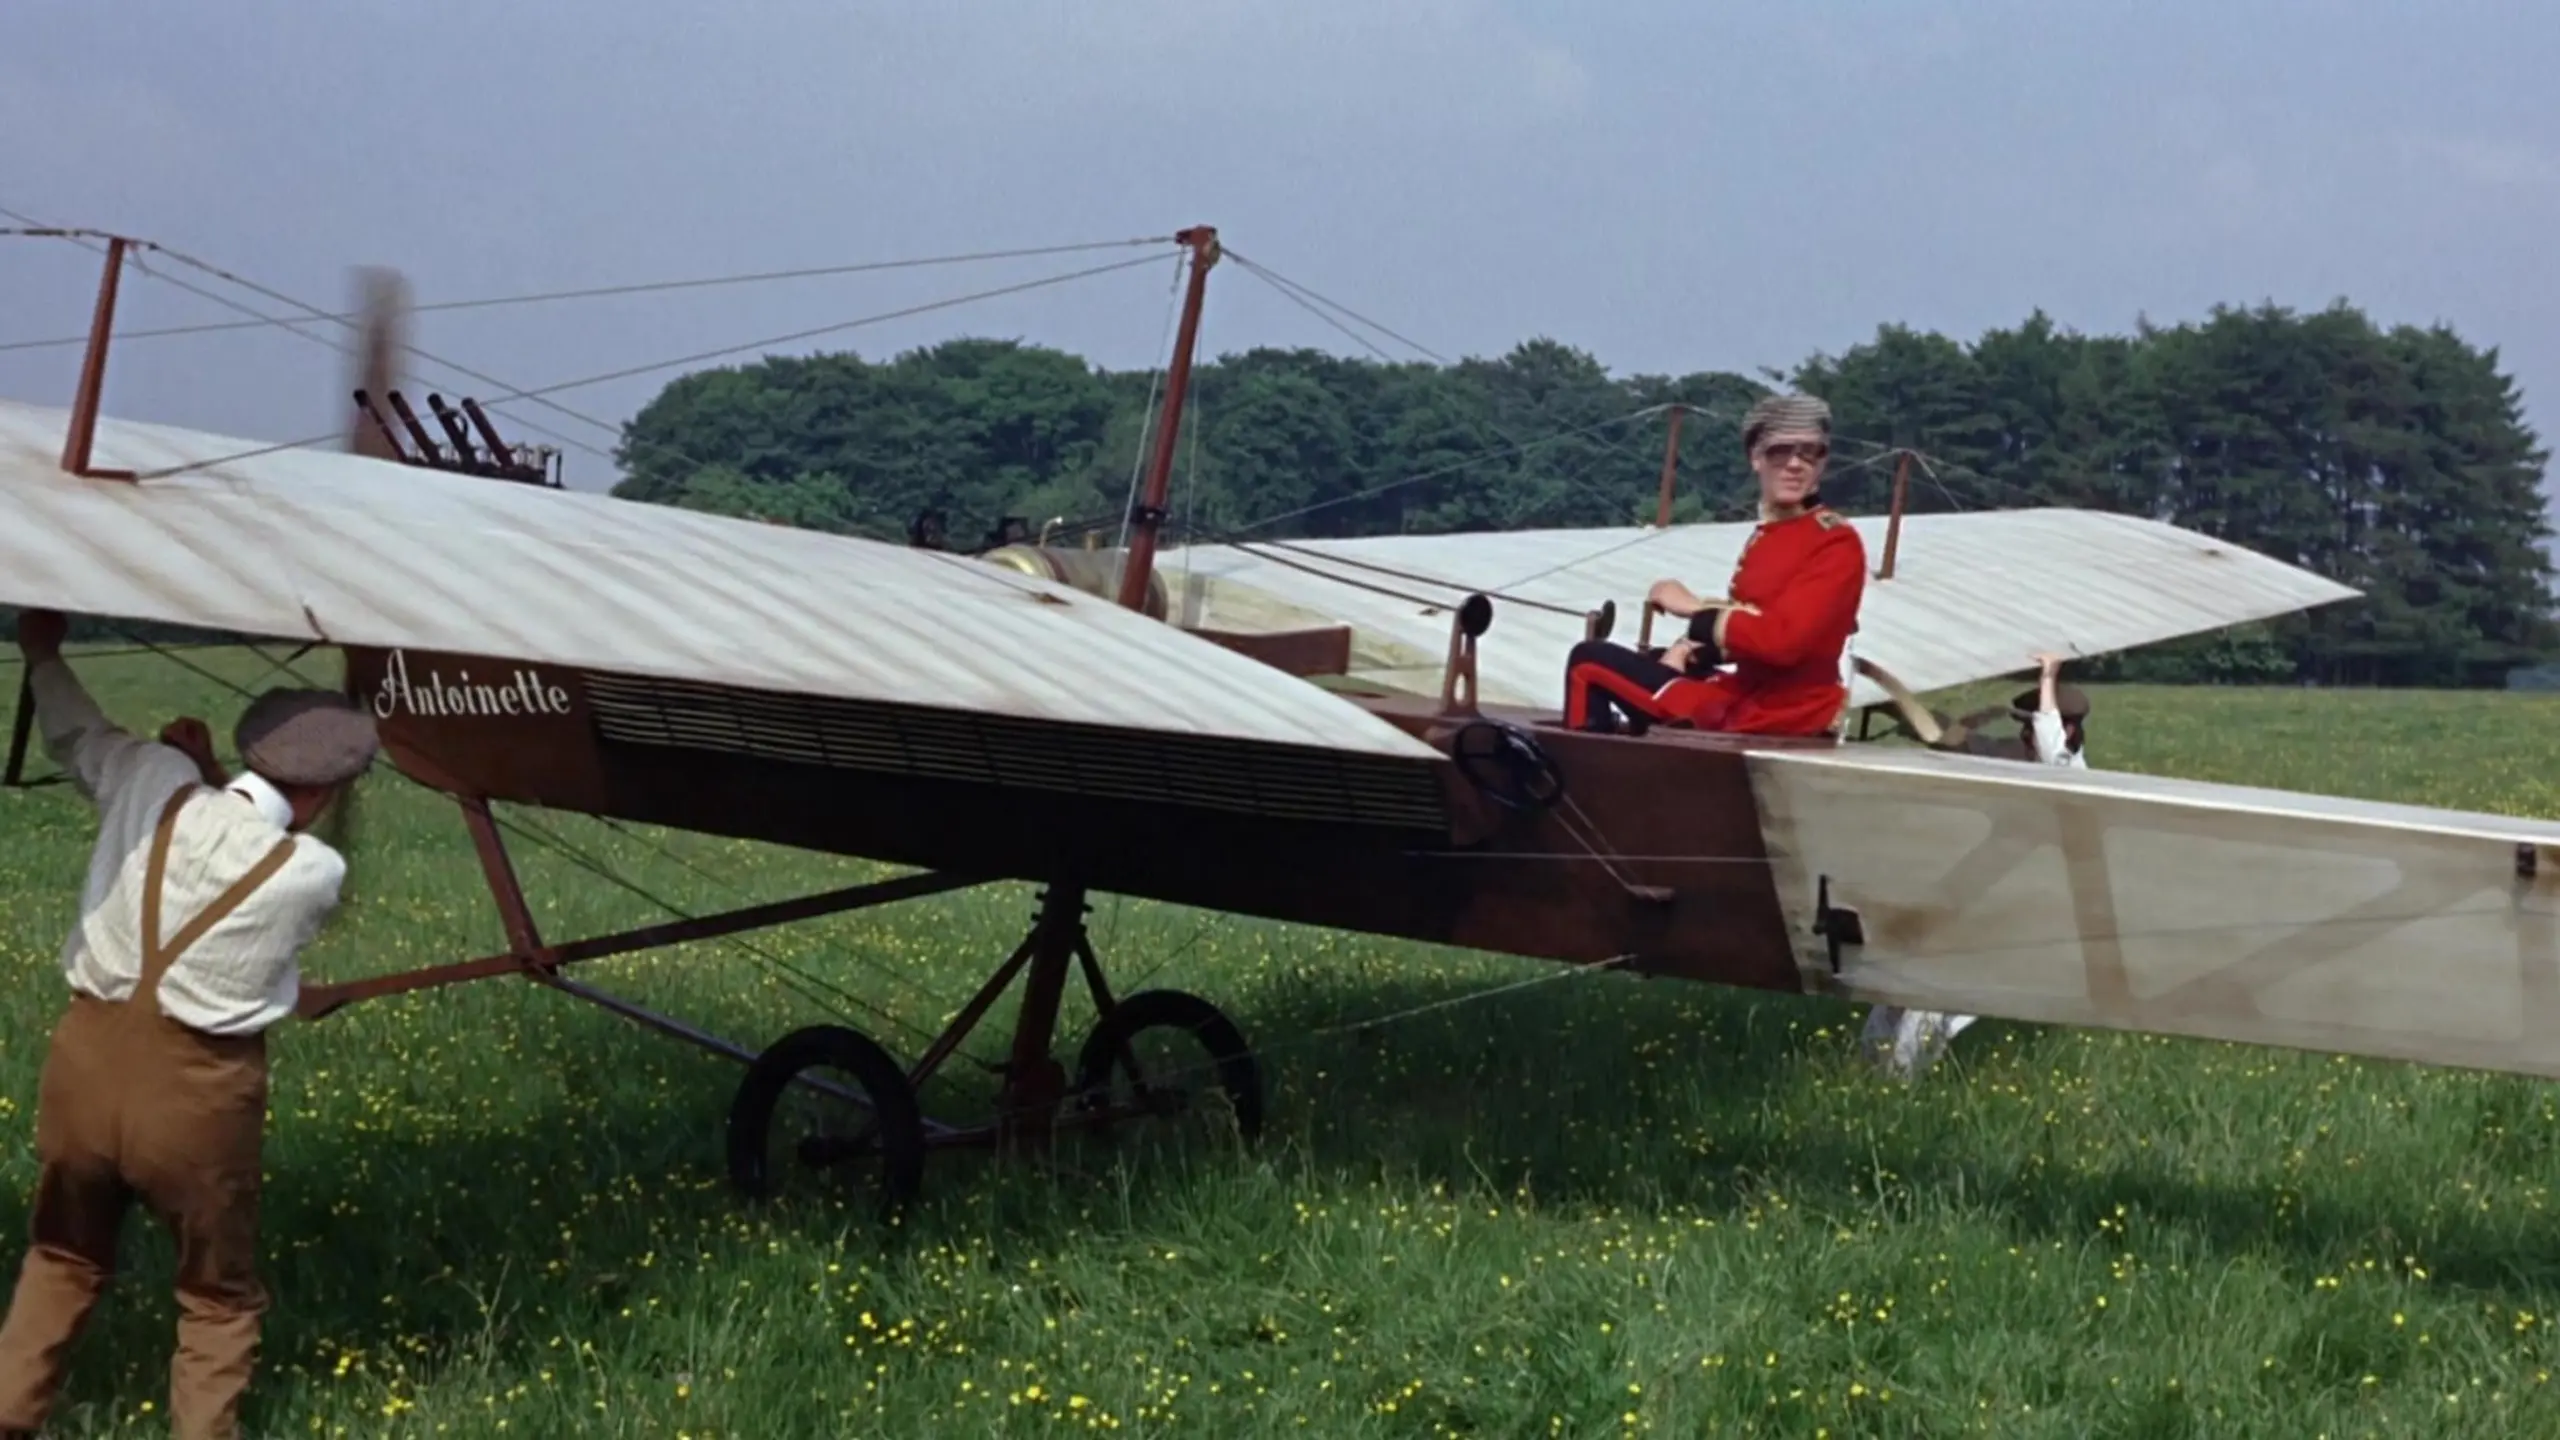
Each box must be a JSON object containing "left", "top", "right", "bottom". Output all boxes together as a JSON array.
[
  {"left": 2030, "top": 708, "right": 2086, "bottom": 768},
  {"left": 26, "top": 658, "right": 198, "bottom": 808}
]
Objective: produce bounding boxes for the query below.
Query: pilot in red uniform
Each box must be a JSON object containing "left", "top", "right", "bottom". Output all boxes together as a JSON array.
[{"left": 1564, "top": 393, "right": 1866, "bottom": 737}]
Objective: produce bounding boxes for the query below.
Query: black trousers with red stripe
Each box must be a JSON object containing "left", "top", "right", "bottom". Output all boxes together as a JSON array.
[{"left": 1564, "top": 641, "right": 1689, "bottom": 733}]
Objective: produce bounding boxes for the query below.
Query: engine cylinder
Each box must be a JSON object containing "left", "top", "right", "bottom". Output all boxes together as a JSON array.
[{"left": 977, "top": 545, "right": 1170, "bottom": 621}]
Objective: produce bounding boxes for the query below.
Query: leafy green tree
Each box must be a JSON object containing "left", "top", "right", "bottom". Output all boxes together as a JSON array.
[{"left": 606, "top": 300, "right": 2555, "bottom": 686}]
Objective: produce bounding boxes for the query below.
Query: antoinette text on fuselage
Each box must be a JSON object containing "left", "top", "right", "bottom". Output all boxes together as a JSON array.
[{"left": 369, "top": 649, "right": 571, "bottom": 720}]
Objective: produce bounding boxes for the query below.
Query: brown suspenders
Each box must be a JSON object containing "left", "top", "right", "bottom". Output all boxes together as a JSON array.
[{"left": 137, "top": 786, "right": 298, "bottom": 1004}]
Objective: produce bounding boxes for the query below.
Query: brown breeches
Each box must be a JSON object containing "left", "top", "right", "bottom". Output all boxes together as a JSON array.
[{"left": 0, "top": 994, "right": 270, "bottom": 1440}]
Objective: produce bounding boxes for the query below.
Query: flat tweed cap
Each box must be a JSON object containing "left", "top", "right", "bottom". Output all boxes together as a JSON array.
[
  {"left": 234, "top": 688, "right": 380, "bottom": 787},
  {"left": 1743, "top": 393, "right": 1832, "bottom": 449}
]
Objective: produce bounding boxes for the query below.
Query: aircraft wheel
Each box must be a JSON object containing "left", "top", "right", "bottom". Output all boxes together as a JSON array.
[
  {"left": 726, "top": 1024, "right": 926, "bottom": 1216},
  {"left": 1073, "top": 989, "right": 1265, "bottom": 1144}
]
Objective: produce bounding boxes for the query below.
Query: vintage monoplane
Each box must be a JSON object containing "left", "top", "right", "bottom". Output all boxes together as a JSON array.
[{"left": 3, "top": 228, "right": 2554, "bottom": 1212}]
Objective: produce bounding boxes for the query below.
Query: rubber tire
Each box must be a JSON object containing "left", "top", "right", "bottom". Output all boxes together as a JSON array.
[
  {"left": 726, "top": 1024, "right": 926, "bottom": 1215},
  {"left": 1073, "top": 988, "right": 1265, "bottom": 1143}
]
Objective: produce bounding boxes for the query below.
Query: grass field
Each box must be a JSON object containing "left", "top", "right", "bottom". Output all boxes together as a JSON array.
[{"left": 3, "top": 646, "right": 2559, "bottom": 1437}]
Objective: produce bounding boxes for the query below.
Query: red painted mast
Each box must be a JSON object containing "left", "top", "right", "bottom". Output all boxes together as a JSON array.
[
  {"left": 1653, "top": 404, "right": 1686, "bottom": 527},
  {"left": 1114, "top": 226, "right": 1219, "bottom": 613},
  {"left": 1878, "top": 448, "right": 1912, "bottom": 580},
  {"left": 60, "top": 236, "right": 135, "bottom": 480},
  {"left": 14, "top": 234, "right": 134, "bottom": 785}
]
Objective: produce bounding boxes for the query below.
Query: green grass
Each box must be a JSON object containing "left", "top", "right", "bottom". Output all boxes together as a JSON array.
[{"left": 2, "top": 647, "right": 2559, "bottom": 1437}]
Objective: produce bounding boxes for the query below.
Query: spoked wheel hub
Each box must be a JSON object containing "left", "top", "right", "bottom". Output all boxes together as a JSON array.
[
  {"left": 1073, "top": 988, "right": 1265, "bottom": 1147},
  {"left": 726, "top": 1024, "right": 926, "bottom": 1216}
]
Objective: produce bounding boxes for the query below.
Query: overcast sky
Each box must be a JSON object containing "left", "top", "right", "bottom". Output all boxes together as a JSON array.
[{"left": 3, "top": 1, "right": 2551, "bottom": 534}]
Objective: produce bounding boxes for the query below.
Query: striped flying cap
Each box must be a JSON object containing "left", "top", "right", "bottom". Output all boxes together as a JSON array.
[{"left": 1742, "top": 393, "right": 1832, "bottom": 451}]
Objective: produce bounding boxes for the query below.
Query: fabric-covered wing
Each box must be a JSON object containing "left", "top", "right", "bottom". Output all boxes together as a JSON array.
[
  {"left": 0, "top": 399, "right": 1440, "bottom": 768},
  {"left": 1747, "top": 745, "right": 2560, "bottom": 1078},
  {"left": 1164, "top": 510, "right": 2360, "bottom": 708}
]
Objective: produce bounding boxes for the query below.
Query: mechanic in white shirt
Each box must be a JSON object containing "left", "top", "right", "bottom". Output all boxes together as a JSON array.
[
  {"left": 0, "top": 609, "right": 375, "bottom": 1440},
  {"left": 2017, "top": 650, "right": 2089, "bottom": 769},
  {"left": 1862, "top": 652, "right": 2088, "bottom": 1080}
]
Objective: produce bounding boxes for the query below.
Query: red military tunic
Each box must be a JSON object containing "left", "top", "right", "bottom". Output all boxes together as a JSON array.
[{"left": 1671, "top": 505, "right": 1867, "bottom": 735}]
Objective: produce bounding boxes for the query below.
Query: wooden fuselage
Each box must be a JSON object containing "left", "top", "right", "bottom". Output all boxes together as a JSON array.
[{"left": 341, "top": 646, "right": 1819, "bottom": 994}]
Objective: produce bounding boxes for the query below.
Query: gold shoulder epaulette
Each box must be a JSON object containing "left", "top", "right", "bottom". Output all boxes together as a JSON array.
[{"left": 1815, "top": 508, "right": 1845, "bottom": 530}]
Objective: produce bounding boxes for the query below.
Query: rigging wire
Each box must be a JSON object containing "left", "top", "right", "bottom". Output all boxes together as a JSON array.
[
  {"left": 1222, "top": 250, "right": 1451, "bottom": 365},
  {"left": 0, "top": 214, "right": 366, "bottom": 370},
  {"left": 1110, "top": 252, "right": 1191, "bottom": 591},
  {"left": 1221, "top": 252, "right": 1671, "bottom": 529},
  {"left": 0, "top": 205, "right": 1181, "bottom": 496},
  {"left": 7, "top": 211, "right": 1783, "bottom": 558},
  {"left": 0, "top": 638, "right": 305, "bottom": 668},
  {"left": 434, "top": 252, "right": 1175, "bottom": 411},
  {"left": 516, "top": 798, "right": 982, "bottom": 1037},
  {"left": 893, "top": 948, "right": 1644, "bottom": 1137},
  {"left": 0, "top": 205, "right": 667, "bottom": 481},
  {"left": 1221, "top": 252, "right": 1756, "bottom": 535},
  {"left": 1213, "top": 536, "right": 1591, "bottom": 618},
  {"left": 0, "top": 236, "right": 1180, "bottom": 354},
  {"left": 120, "top": 249, "right": 1180, "bottom": 481},
  {"left": 1180, "top": 255, "right": 1978, "bottom": 542},
  {"left": 1227, "top": 256, "right": 1401, "bottom": 366},
  {"left": 481, "top": 806, "right": 961, "bottom": 1054},
  {"left": 1477, "top": 439, "right": 1909, "bottom": 595},
  {"left": 1198, "top": 541, "right": 1452, "bottom": 612},
  {"left": 1177, "top": 371, "right": 1205, "bottom": 606},
  {"left": 0, "top": 208, "right": 1679, "bottom": 551}
]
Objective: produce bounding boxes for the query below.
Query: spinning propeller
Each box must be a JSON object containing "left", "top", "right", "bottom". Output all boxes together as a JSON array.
[{"left": 318, "top": 267, "right": 413, "bottom": 865}]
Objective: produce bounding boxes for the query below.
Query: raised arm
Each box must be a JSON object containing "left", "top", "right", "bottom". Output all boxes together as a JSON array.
[
  {"left": 2027, "top": 652, "right": 2074, "bottom": 764},
  {"left": 16, "top": 610, "right": 195, "bottom": 807}
]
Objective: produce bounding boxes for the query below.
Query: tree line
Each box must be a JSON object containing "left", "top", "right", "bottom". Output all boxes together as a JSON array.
[{"left": 585, "top": 300, "right": 2541, "bottom": 687}]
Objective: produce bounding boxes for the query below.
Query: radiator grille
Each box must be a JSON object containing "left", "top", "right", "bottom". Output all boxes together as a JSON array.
[{"left": 577, "top": 671, "right": 1450, "bottom": 832}]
